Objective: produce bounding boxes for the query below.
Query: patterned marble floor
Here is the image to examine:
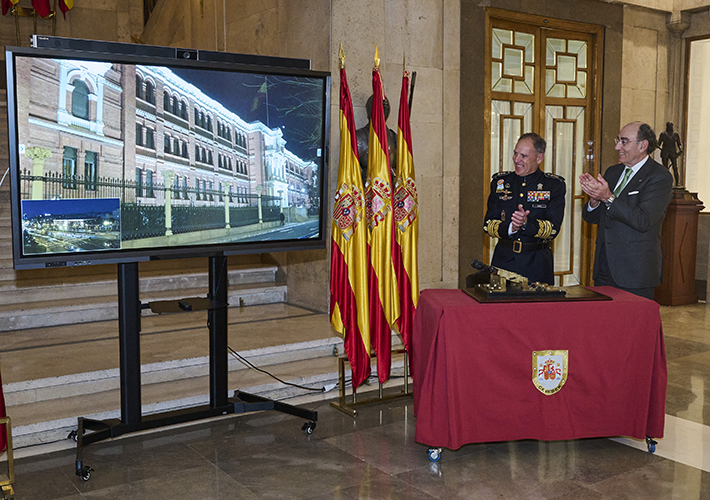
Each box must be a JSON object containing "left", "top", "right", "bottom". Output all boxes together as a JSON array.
[{"left": 4, "top": 299, "right": 710, "bottom": 499}]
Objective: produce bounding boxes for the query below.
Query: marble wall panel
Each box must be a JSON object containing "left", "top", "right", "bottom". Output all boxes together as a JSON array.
[
  {"left": 443, "top": 67, "right": 460, "bottom": 180},
  {"left": 618, "top": 87, "right": 659, "bottom": 133},
  {"left": 417, "top": 174, "right": 444, "bottom": 287},
  {"left": 117, "top": 10, "right": 132, "bottom": 43},
  {"left": 331, "top": 0, "right": 387, "bottom": 117},
  {"left": 631, "top": 89, "right": 659, "bottom": 128},
  {"left": 283, "top": 249, "right": 329, "bottom": 311},
  {"left": 441, "top": 175, "right": 460, "bottom": 287},
  {"left": 225, "top": 8, "right": 280, "bottom": 55},
  {"left": 67, "top": 8, "right": 120, "bottom": 42},
  {"left": 224, "top": 0, "right": 279, "bottom": 24},
  {"left": 383, "top": 0, "right": 444, "bottom": 69},
  {"left": 622, "top": 24, "right": 659, "bottom": 93},
  {"left": 402, "top": 66, "right": 443, "bottom": 127},
  {"left": 443, "top": 0, "right": 461, "bottom": 72},
  {"left": 410, "top": 118, "right": 443, "bottom": 180},
  {"left": 277, "top": 0, "right": 330, "bottom": 70}
]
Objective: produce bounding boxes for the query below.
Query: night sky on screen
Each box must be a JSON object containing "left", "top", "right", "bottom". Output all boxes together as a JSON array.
[
  {"left": 170, "top": 67, "right": 325, "bottom": 163},
  {"left": 22, "top": 198, "right": 121, "bottom": 218}
]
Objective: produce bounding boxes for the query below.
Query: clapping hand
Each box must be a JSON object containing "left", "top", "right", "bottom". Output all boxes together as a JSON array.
[
  {"left": 579, "top": 173, "right": 612, "bottom": 207},
  {"left": 511, "top": 204, "right": 530, "bottom": 232}
]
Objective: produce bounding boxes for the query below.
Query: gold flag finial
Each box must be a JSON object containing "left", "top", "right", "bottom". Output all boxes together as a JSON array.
[
  {"left": 374, "top": 45, "right": 380, "bottom": 69},
  {"left": 339, "top": 43, "right": 345, "bottom": 69},
  {"left": 403, "top": 52, "right": 407, "bottom": 73}
]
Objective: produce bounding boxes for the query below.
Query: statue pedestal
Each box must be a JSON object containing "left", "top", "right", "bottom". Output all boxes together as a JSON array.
[{"left": 654, "top": 188, "right": 704, "bottom": 306}]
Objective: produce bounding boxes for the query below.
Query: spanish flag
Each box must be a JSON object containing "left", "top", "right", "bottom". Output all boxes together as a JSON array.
[
  {"left": 366, "top": 47, "right": 400, "bottom": 383},
  {"left": 393, "top": 67, "right": 419, "bottom": 355},
  {"left": 330, "top": 47, "right": 371, "bottom": 389},
  {"left": 32, "top": 0, "right": 51, "bottom": 18},
  {"left": 2, "top": 0, "right": 19, "bottom": 16},
  {"left": 59, "top": 0, "right": 73, "bottom": 18}
]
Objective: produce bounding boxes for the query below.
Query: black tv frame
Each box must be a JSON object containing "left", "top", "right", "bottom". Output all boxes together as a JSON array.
[{"left": 6, "top": 37, "right": 331, "bottom": 270}]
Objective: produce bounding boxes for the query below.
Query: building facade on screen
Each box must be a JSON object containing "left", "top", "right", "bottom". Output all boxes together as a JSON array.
[{"left": 14, "top": 57, "right": 318, "bottom": 214}]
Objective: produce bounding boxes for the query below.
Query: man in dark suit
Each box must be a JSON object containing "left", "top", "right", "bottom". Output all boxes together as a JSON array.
[
  {"left": 483, "top": 132, "right": 566, "bottom": 285},
  {"left": 580, "top": 122, "right": 673, "bottom": 299}
]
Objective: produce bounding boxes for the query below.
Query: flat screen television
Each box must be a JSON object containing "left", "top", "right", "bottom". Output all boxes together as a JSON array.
[{"left": 5, "top": 37, "right": 330, "bottom": 270}]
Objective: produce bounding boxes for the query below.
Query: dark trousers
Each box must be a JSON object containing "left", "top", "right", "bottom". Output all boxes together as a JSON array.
[{"left": 594, "top": 246, "right": 656, "bottom": 300}]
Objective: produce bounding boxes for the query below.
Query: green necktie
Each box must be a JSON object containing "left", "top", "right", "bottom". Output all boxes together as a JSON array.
[{"left": 613, "top": 167, "right": 633, "bottom": 197}]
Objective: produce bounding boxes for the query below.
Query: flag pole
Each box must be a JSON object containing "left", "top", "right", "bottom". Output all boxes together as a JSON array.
[{"left": 264, "top": 76, "right": 269, "bottom": 128}]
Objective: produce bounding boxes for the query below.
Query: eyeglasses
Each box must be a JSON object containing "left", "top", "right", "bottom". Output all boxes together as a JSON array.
[{"left": 614, "top": 137, "right": 641, "bottom": 146}]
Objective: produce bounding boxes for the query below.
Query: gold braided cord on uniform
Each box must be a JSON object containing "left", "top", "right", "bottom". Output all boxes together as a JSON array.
[
  {"left": 485, "top": 219, "right": 502, "bottom": 239},
  {"left": 535, "top": 220, "right": 553, "bottom": 239}
]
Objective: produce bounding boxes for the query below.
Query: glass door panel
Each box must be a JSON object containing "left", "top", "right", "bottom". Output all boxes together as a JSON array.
[{"left": 487, "top": 12, "right": 601, "bottom": 285}]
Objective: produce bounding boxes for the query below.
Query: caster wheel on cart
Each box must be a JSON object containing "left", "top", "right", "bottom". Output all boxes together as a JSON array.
[
  {"left": 428, "top": 447, "right": 442, "bottom": 462},
  {"left": 302, "top": 421, "right": 316, "bottom": 435},
  {"left": 76, "top": 465, "right": 94, "bottom": 482},
  {"left": 646, "top": 437, "right": 657, "bottom": 454}
]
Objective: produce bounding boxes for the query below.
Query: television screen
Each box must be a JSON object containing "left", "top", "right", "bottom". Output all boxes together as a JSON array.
[{"left": 5, "top": 39, "right": 330, "bottom": 270}]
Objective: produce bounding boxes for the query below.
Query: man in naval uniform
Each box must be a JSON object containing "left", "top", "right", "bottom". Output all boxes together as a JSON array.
[{"left": 483, "top": 132, "right": 566, "bottom": 285}]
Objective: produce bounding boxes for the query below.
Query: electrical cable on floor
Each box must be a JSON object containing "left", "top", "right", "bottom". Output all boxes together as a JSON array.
[{"left": 227, "top": 345, "right": 331, "bottom": 392}]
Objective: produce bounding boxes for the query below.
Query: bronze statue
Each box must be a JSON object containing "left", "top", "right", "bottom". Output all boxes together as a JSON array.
[
  {"left": 657, "top": 122, "right": 683, "bottom": 187},
  {"left": 355, "top": 95, "right": 397, "bottom": 187}
]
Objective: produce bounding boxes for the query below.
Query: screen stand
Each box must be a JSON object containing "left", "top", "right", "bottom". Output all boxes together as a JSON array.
[{"left": 71, "top": 256, "right": 318, "bottom": 482}]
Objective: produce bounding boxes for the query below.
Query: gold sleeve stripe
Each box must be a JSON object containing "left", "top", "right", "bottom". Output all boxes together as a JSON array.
[
  {"left": 535, "top": 220, "right": 553, "bottom": 239},
  {"left": 485, "top": 219, "right": 502, "bottom": 239}
]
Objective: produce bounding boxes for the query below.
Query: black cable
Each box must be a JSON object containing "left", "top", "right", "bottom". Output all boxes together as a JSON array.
[{"left": 227, "top": 345, "right": 327, "bottom": 392}]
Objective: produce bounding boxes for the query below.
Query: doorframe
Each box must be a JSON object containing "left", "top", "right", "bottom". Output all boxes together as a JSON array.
[{"left": 483, "top": 7, "right": 604, "bottom": 285}]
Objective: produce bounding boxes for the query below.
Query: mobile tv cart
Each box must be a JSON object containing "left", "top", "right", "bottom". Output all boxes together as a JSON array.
[{"left": 70, "top": 256, "right": 317, "bottom": 481}]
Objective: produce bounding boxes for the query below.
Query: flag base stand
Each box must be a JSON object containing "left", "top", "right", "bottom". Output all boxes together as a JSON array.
[
  {"left": 0, "top": 417, "right": 14, "bottom": 500},
  {"left": 330, "top": 348, "right": 411, "bottom": 417}
]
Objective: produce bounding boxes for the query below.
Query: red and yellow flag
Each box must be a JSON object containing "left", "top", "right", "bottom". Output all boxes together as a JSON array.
[
  {"left": 2, "top": 0, "right": 20, "bottom": 16},
  {"left": 393, "top": 67, "right": 419, "bottom": 355},
  {"left": 366, "top": 48, "right": 400, "bottom": 383},
  {"left": 330, "top": 48, "right": 371, "bottom": 389},
  {"left": 58, "top": 0, "right": 73, "bottom": 18},
  {"left": 32, "top": 0, "right": 51, "bottom": 18}
]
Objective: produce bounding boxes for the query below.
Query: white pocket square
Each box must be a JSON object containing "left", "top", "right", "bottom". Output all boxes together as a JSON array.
[{"left": 628, "top": 191, "right": 639, "bottom": 195}]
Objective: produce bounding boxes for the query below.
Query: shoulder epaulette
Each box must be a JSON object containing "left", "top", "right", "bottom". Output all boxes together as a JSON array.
[
  {"left": 544, "top": 172, "right": 565, "bottom": 182},
  {"left": 492, "top": 170, "right": 513, "bottom": 180}
]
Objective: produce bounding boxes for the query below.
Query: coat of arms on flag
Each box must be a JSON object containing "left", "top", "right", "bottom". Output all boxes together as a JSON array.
[
  {"left": 366, "top": 176, "right": 391, "bottom": 230},
  {"left": 532, "top": 350, "right": 568, "bottom": 395},
  {"left": 333, "top": 182, "right": 364, "bottom": 240},
  {"left": 393, "top": 177, "right": 417, "bottom": 232}
]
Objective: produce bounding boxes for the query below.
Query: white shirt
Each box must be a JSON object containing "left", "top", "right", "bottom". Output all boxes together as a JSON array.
[{"left": 612, "top": 156, "right": 648, "bottom": 193}]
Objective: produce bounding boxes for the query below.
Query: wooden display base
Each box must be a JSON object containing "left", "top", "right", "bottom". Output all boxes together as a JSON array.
[
  {"left": 655, "top": 188, "right": 704, "bottom": 306},
  {"left": 463, "top": 285, "right": 612, "bottom": 303}
]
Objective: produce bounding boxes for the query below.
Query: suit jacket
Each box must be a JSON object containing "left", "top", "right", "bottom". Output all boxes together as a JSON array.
[{"left": 582, "top": 157, "right": 673, "bottom": 288}]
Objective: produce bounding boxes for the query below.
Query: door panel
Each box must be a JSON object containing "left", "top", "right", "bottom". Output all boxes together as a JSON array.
[{"left": 485, "top": 10, "right": 603, "bottom": 286}]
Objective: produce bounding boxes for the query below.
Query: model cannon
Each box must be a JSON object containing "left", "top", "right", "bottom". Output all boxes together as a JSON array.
[{"left": 468, "top": 260, "right": 566, "bottom": 300}]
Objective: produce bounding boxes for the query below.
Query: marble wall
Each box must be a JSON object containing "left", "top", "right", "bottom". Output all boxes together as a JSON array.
[{"left": 619, "top": 5, "right": 670, "bottom": 148}]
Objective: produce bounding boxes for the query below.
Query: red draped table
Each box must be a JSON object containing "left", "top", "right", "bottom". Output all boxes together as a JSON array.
[{"left": 412, "top": 287, "right": 666, "bottom": 450}]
